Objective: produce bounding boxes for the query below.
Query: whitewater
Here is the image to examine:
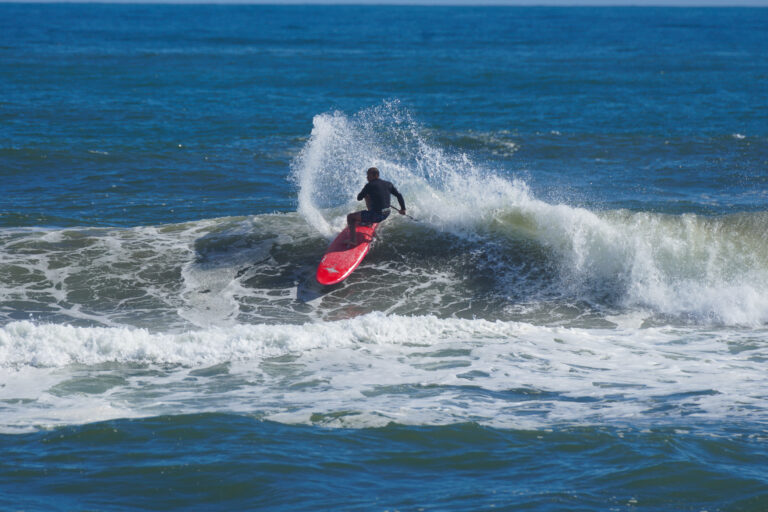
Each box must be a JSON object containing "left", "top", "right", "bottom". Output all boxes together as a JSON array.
[{"left": 1, "top": 105, "right": 767, "bottom": 435}]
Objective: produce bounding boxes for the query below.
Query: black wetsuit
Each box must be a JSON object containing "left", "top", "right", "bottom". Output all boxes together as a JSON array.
[{"left": 357, "top": 178, "right": 406, "bottom": 223}]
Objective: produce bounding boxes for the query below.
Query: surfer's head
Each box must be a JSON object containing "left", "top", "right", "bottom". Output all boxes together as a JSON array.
[{"left": 367, "top": 167, "right": 380, "bottom": 181}]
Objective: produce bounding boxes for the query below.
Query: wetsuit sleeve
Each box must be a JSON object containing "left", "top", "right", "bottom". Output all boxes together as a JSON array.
[
  {"left": 357, "top": 183, "right": 370, "bottom": 201},
  {"left": 390, "top": 183, "right": 406, "bottom": 211}
]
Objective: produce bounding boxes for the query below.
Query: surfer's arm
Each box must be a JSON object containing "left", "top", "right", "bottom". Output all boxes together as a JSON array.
[
  {"left": 357, "top": 184, "right": 370, "bottom": 201},
  {"left": 390, "top": 185, "right": 406, "bottom": 212}
]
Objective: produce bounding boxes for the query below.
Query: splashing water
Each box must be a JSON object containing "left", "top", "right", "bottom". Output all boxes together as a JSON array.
[{"left": 291, "top": 103, "right": 768, "bottom": 326}]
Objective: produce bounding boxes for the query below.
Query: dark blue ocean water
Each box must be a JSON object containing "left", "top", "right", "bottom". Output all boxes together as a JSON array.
[
  {"left": 3, "top": 415, "right": 767, "bottom": 511},
  {"left": 1, "top": 4, "right": 768, "bottom": 511},
  {"left": 3, "top": 4, "right": 767, "bottom": 228}
]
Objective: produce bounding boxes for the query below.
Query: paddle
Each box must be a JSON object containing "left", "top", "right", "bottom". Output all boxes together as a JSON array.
[{"left": 389, "top": 206, "right": 419, "bottom": 222}]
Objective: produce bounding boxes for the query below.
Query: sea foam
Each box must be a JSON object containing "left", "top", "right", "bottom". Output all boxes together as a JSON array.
[{"left": 1, "top": 314, "right": 766, "bottom": 432}]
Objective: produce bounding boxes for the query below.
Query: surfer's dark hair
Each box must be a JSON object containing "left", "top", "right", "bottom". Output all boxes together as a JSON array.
[{"left": 367, "top": 167, "right": 380, "bottom": 178}]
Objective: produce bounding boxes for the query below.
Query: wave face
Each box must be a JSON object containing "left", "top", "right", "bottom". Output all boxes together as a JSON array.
[
  {"left": 1, "top": 104, "right": 767, "bottom": 334},
  {"left": 290, "top": 103, "right": 768, "bottom": 327},
  {"left": 1, "top": 103, "right": 767, "bottom": 432},
  {"left": 2, "top": 193, "right": 766, "bottom": 333}
]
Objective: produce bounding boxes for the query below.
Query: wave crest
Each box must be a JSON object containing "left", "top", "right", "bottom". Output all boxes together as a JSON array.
[{"left": 289, "top": 104, "right": 768, "bottom": 326}]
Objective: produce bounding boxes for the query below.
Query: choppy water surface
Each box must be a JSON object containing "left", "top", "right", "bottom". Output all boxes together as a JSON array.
[{"left": 1, "top": 4, "right": 767, "bottom": 511}]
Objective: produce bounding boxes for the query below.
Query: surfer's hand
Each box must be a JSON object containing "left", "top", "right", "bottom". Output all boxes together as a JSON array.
[{"left": 398, "top": 209, "right": 406, "bottom": 215}]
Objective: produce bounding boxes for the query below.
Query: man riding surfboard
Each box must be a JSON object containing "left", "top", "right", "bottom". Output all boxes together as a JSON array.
[{"left": 346, "top": 167, "right": 406, "bottom": 246}]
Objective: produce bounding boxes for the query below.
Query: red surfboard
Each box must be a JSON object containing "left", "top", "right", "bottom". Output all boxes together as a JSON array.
[{"left": 316, "top": 223, "right": 378, "bottom": 286}]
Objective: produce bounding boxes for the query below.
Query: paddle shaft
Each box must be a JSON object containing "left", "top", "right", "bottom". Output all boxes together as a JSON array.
[{"left": 388, "top": 206, "right": 419, "bottom": 222}]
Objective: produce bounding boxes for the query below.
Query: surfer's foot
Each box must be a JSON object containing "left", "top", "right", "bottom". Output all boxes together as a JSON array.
[{"left": 345, "top": 240, "right": 357, "bottom": 247}]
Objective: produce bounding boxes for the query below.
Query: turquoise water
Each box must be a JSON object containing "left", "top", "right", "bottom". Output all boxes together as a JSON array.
[{"left": 1, "top": 4, "right": 767, "bottom": 510}]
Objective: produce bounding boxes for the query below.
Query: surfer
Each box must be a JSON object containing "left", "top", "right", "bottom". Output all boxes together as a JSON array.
[{"left": 346, "top": 167, "right": 406, "bottom": 245}]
